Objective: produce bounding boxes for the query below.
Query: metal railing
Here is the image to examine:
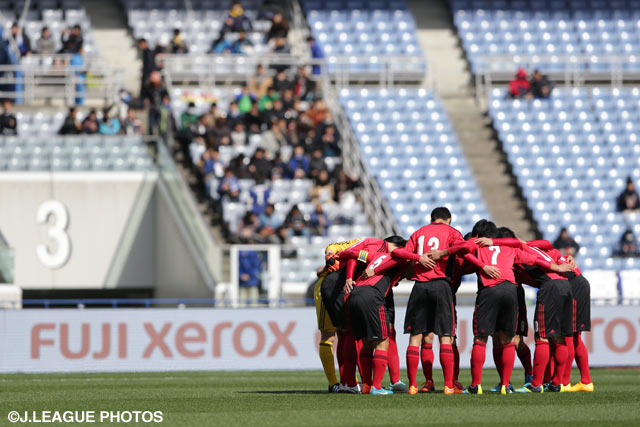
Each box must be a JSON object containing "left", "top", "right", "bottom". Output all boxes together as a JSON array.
[
  {"left": 162, "top": 54, "right": 427, "bottom": 88},
  {"left": 0, "top": 54, "right": 123, "bottom": 105},
  {"left": 474, "top": 53, "right": 640, "bottom": 107},
  {"left": 320, "top": 77, "right": 401, "bottom": 237}
]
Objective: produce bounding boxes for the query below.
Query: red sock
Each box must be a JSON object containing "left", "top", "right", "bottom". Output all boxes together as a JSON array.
[
  {"left": 336, "top": 331, "right": 345, "bottom": 382},
  {"left": 501, "top": 343, "right": 516, "bottom": 387},
  {"left": 516, "top": 341, "right": 533, "bottom": 375},
  {"left": 406, "top": 345, "right": 420, "bottom": 388},
  {"left": 420, "top": 344, "right": 434, "bottom": 382},
  {"left": 493, "top": 344, "right": 503, "bottom": 383},
  {"left": 440, "top": 343, "right": 455, "bottom": 389},
  {"left": 551, "top": 341, "right": 568, "bottom": 387},
  {"left": 532, "top": 340, "right": 550, "bottom": 387},
  {"left": 355, "top": 339, "right": 364, "bottom": 376},
  {"left": 470, "top": 341, "right": 486, "bottom": 387},
  {"left": 574, "top": 333, "right": 591, "bottom": 384},
  {"left": 563, "top": 336, "right": 575, "bottom": 386},
  {"left": 359, "top": 347, "right": 373, "bottom": 387},
  {"left": 372, "top": 349, "right": 388, "bottom": 389},
  {"left": 387, "top": 330, "right": 400, "bottom": 384},
  {"left": 452, "top": 343, "right": 460, "bottom": 382},
  {"left": 342, "top": 332, "right": 358, "bottom": 387},
  {"left": 543, "top": 354, "right": 555, "bottom": 384}
]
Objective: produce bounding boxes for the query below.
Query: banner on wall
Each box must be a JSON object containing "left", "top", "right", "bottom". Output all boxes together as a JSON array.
[{"left": 0, "top": 306, "right": 638, "bottom": 373}]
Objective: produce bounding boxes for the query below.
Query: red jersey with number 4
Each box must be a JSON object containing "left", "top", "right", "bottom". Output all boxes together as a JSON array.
[
  {"left": 392, "top": 223, "right": 464, "bottom": 282},
  {"left": 470, "top": 243, "right": 550, "bottom": 288}
]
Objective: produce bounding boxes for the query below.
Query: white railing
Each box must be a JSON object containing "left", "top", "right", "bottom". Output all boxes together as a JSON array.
[
  {"left": 0, "top": 54, "right": 122, "bottom": 105},
  {"left": 162, "top": 54, "right": 427, "bottom": 88},
  {"left": 474, "top": 53, "right": 640, "bottom": 108}
]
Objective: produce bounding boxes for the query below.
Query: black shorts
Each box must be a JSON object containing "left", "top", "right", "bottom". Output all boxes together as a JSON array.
[
  {"left": 404, "top": 279, "right": 455, "bottom": 337},
  {"left": 348, "top": 279, "right": 389, "bottom": 341},
  {"left": 385, "top": 287, "right": 395, "bottom": 327},
  {"left": 516, "top": 284, "right": 528, "bottom": 336},
  {"left": 570, "top": 275, "right": 591, "bottom": 332},
  {"left": 473, "top": 281, "right": 518, "bottom": 337},
  {"left": 320, "top": 269, "right": 347, "bottom": 329},
  {"left": 534, "top": 279, "right": 574, "bottom": 338}
]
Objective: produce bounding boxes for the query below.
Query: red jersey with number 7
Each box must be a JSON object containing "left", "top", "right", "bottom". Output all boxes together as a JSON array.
[
  {"left": 469, "top": 243, "right": 551, "bottom": 288},
  {"left": 391, "top": 223, "right": 464, "bottom": 282}
]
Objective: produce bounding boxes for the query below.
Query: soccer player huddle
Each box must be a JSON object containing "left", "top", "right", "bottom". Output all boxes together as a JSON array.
[{"left": 313, "top": 207, "right": 594, "bottom": 395}]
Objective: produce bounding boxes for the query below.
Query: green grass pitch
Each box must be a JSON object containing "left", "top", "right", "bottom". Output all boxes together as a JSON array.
[{"left": 0, "top": 369, "right": 638, "bottom": 426}]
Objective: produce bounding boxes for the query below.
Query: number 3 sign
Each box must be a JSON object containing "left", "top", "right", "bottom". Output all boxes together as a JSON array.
[{"left": 36, "top": 200, "right": 71, "bottom": 269}]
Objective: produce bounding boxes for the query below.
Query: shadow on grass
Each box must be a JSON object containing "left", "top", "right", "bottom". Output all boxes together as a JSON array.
[{"left": 239, "top": 390, "right": 332, "bottom": 395}]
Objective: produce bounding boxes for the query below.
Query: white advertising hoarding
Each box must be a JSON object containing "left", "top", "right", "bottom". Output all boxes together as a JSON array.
[{"left": 0, "top": 306, "right": 637, "bottom": 373}]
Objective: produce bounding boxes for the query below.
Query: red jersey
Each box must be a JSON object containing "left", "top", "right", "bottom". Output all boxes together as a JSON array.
[
  {"left": 335, "top": 238, "right": 388, "bottom": 280},
  {"left": 469, "top": 243, "right": 551, "bottom": 288},
  {"left": 392, "top": 222, "right": 465, "bottom": 282},
  {"left": 354, "top": 252, "right": 404, "bottom": 294},
  {"left": 528, "top": 240, "right": 582, "bottom": 278},
  {"left": 514, "top": 244, "right": 568, "bottom": 288}
]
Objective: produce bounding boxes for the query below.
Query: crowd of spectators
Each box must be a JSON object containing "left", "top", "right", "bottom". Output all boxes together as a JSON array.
[
  {"left": 508, "top": 68, "right": 554, "bottom": 99},
  {"left": 176, "top": 64, "right": 359, "bottom": 244},
  {"left": 58, "top": 100, "right": 142, "bottom": 136},
  {"left": 7, "top": 21, "right": 84, "bottom": 57}
]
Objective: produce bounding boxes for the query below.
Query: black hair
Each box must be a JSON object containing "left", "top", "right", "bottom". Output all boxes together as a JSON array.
[
  {"left": 306, "top": 36, "right": 315, "bottom": 42},
  {"left": 463, "top": 232, "right": 472, "bottom": 240},
  {"left": 496, "top": 227, "right": 516, "bottom": 239},
  {"left": 471, "top": 219, "right": 497, "bottom": 238},
  {"left": 430, "top": 207, "right": 451, "bottom": 222},
  {"left": 384, "top": 235, "right": 407, "bottom": 247}
]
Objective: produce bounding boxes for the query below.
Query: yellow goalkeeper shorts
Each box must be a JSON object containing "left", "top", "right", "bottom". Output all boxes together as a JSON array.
[{"left": 314, "top": 276, "right": 335, "bottom": 333}]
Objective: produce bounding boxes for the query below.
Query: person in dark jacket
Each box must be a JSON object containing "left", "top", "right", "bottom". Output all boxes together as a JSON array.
[
  {"left": 238, "top": 250, "right": 262, "bottom": 305},
  {"left": 141, "top": 71, "right": 169, "bottom": 134},
  {"left": 0, "top": 99, "right": 17, "bottom": 135},
  {"left": 553, "top": 227, "right": 580, "bottom": 257},
  {"left": 138, "top": 38, "right": 156, "bottom": 97},
  {"left": 60, "top": 25, "right": 83, "bottom": 54},
  {"left": 58, "top": 107, "right": 82, "bottom": 135},
  {"left": 617, "top": 177, "right": 640, "bottom": 212},
  {"left": 529, "top": 69, "right": 553, "bottom": 98},
  {"left": 265, "top": 12, "right": 289, "bottom": 43}
]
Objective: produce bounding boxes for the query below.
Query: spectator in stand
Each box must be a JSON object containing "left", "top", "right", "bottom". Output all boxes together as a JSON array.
[
  {"left": 287, "top": 145, "right": 309, "bottom": 178},
  {"left": 199, "top": 148, "right": 225, "bottom": 198},
  {"left": 60, "top": 25, "right": 83, "bottom": 54},
  {"left": 36, "top": 26, "right": 56, "bottom": 55},
  {"left": 271, "top": 37, "right": 290, "bottom": 73},
  {"left": 231, "top": 122, "right": 247, "bottom": 147},
  {"left": 227, "top": 31, "right": 253, "bottom": 55},
  {"left": 530, "top": 69, "right": 553, "bottom": 99},
  {"left": 553, "top": 227, "right": 580, "bottom": 257},
  {"left": 171, "top": 29, "right": 189, "bottom": 54},
  {"left": 9, "top": 23, "right": 31, "bottom": 57},
  {"left": 266, "top": 12, "right": 289, "bottom": 43},
  {"left": 275, "top": 225, "right": 290, "bottom": 244},
  {"left": 227, "top": 101, "right": 242, "bottom": 127},
  {"left": 228, "top": 1, "right": 253, "bottom": 33},
  {"left": 250, "top": 178, "right": 271, "bottom": 215},
  {"left": 305, "top": 99, "right": 327, "bottom": 127},
  {"left": 218, "top": 167, "right": 241, "bottom": 201},
  {"left": 122, "top": 108, "right": 142, "bottom": 135},
  {"left": 58, "top": 107, "right": 82, "bottom": 134},
  {"left": 285, "top": 204, "right": 309, "bottom": 237},
  {"left": 318, "top": 125, "right": 340, "bottom": 157},
  {"left": 273, "top": 70, "right": 293, "bottom": 93},
  {"left": 259, "top": 203, "right": 280, "bottom": 229},
  {"left": 258, "top": 86, "right": 279, "bottom": 111},
  {"left": 70, "top": 46, "right": 86, "bottom": 105},
  {"left": 209, "top": 102, "right": 223, "bottom": 120},
  {"left": 82, "top": 109, "right": 99, "bottom": 134},
  {"left": 270, "top": 152, "right": 288, "bottom": 179},
  {"left": 141, "top": 71, "right": 169, "bottom": 134},
  {"left": 0, "top": 99, "right": 17, "bottom": 136},
  {"left": 180, "top": 102, "right": 199, "bottom": 131},
  {"left": 307, "top": 36, "right": 324, "bottom": 75},
  {"left": 248, "top": 148, "right": 272, "bottom": 181},
  {"left": 617, "top": 177, "right": 640, "bottom": 212},
  {"left": 237, "top": 212, "right": 261, "bottom": 243},
  {"left": 311, "top": 169, "right": 334, "bottom": 204},
  {"left": 238, "top": 250, "right": 261, "bottom": 304},
  {"left": 309, "top": 203, "right": 331, "bottom": 236},
  {"left": 137, "top": 38, "right": 156, "bottom": 96},
  {"left": 508, "top": 68, "right": 530, "bottom": 99},
  {"left": 334, "top": 168, "right": 359, "bottom": 203},
  {"left": 235, "top": 85, "right": 256, "bottom": 114},
  {"left": 244, "top": 102, "right": 265, "bottom": 133},
  {"left": 99, "top": 107, "right": 121, "bottom": 135},
  {"left": 249, "top": 65, "right": 272, "bottom": 99},
  {"left": 190, "top": 137, "right": 206, "bottom": 166},
  {"left": 260, "top": 122, "right": 288, "bottom": 155},
  {"left": 308, "top": 147, "right": 326, "bottom": 179},
  {"left": 617, "top": 229, "right": 639, "bottom": 256},
  {"left": 294, "top": 66, "right": 315, "bottom": 100}
]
